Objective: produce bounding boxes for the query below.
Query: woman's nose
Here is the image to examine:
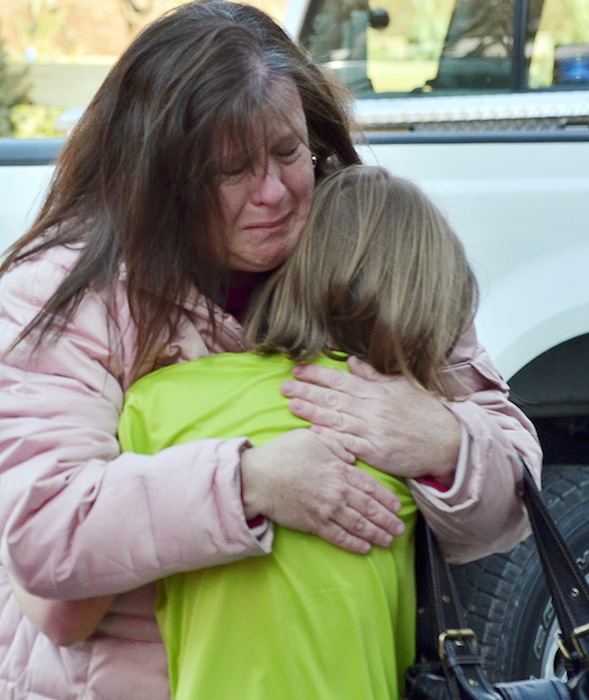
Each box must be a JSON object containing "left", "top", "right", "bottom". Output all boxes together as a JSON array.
[{"left": 251, "top": 162, "right": 287, "bottom": 205}]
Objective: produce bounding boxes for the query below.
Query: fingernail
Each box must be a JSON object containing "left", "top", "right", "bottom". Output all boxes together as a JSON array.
[{"left": 281, "top": 381, "right": 295, "bottom": 397}]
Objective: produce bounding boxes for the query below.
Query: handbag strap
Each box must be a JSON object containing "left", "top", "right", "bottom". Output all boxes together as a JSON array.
[
  {"left": 415, "top": 515, "right": 500, "bottom": 698},
  {"left": 416, "top": 458, "right": 589, "bottom": 689},
  {"left": 520, "top": 459, "right": 589, "bottom": 668}
]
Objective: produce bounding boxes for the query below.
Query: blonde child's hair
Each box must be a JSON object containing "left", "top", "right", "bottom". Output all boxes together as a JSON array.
[{"left": 245, "top": 165, "right": 478, "bottom": 398}]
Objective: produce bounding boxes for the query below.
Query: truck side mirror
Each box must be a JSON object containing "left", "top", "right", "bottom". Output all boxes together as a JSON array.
[{"left": 369, "top": 9, "right": 389, "bottom": 30}]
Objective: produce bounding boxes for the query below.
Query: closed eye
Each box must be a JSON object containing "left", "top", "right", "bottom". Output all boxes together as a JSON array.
[{"left": 274, "top": 142, "right": 304, "bottom": 163}]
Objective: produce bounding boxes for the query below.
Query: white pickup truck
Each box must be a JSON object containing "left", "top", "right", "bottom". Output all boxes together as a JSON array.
[{"left": 1, "top": 0, "right": 588, "bottom": 685}]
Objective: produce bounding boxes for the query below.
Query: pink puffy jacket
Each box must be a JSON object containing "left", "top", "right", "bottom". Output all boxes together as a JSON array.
[{"left": 0, "top": 246, "right": 541, "bottom": 699}]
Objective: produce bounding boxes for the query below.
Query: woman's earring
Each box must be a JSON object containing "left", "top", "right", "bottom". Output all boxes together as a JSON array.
[{"left": 311, "top": 155, "right": 318, "bottom": 168}]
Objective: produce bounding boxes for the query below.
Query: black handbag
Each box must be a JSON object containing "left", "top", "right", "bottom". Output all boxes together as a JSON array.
[{"left": 406, "top": 458, "right": 589, "bottom": 700}]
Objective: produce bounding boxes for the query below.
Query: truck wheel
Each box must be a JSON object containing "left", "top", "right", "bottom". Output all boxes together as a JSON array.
[{"left": 451, "top": 465, "right": 589, "bottom": 683}]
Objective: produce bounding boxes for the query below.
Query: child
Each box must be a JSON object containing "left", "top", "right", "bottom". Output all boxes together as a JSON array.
[{"left": 116, "top": 165, "right": 478, "bottom": 699}]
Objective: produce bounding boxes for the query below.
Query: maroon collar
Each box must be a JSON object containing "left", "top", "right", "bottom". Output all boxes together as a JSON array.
[{"left": 223, "top": 271, "right": 273, "bottom": 322}]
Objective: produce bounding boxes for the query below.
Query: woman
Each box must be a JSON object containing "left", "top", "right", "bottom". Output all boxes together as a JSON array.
[{"left": 0, "top": 2, "right": 541, "bottom": 698}]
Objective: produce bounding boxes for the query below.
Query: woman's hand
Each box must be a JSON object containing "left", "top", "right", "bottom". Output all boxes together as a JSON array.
[
  {"left": 280, "top": 357, "right": 461, "bottom": 485},
  {"left": 240, "top": 428, "right": 406, "bottom": 554}
]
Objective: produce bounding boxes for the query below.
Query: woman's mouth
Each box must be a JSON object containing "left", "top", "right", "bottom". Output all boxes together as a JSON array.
[{"left": 244, "top": 213, "right": 291, "bottom": 235}]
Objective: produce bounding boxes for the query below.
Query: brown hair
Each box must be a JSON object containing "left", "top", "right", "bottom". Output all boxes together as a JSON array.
[
  {"left": 245, "top": 165, "right": 478, "bottom": 398},
  {"left": 1, "top": 0, "right": 359, "bottom": 379}
]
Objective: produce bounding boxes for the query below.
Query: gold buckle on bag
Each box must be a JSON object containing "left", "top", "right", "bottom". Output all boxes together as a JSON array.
[
  {"left": 438, "top": 629, "right": 478, "bottom": 660},
  {"left": 557, "top": 623, "right": 589, "bottom": 660}
]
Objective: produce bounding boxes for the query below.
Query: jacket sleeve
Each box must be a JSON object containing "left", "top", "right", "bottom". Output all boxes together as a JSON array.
[
  {"left": 0, "top": 256, "right": 272, "bottom": 600},
  {"left": 408, "top": 324, "right": 542, "bottom": 564}
]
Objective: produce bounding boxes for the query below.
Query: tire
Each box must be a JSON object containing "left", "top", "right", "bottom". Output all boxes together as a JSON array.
[{"left": 450, "top": 464, "right": 589, "bottom": 683}]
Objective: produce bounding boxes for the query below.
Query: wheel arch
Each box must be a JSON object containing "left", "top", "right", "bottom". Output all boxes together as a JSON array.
[{"left": 508, "top": 333, "right": 589, "bottom": 418}]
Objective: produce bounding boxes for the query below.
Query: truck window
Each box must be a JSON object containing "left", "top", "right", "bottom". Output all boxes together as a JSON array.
[
  {"left": 530, "top": 0, "right": 589, "bottom": 89},
  {"left": 299, "top": 0, "right": 589, "bottom": 97}
]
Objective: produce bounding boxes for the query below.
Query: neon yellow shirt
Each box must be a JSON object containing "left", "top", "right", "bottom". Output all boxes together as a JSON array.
[{"left": 118, "top": 352, "right": 417, "bottom": 700}]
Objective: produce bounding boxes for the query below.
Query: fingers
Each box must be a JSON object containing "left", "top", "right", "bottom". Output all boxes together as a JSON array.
[
  {"left": 240, "top": 430, "right": 406, "bottom": 554},
  {"left": 281, "top": 373, "right": 363, "bottom": 432},
  {"left": 311, "top": 510, "right": 399, "bottom": 554},
  {"left": 282, "top": 361, "right": 461, "bottom": 481},
  {"left": 347, "top": 355, "right": 386, "bottom": 382},
  {"left": 315, "top": 522, "right": 380, "bottom": 555},
  {"left": 343, "top": 465, "right": 406, "bottom": 538},
  {"left": 285, "top": 393, "right": 368, "bottom": 437},
  {"left": 285, "top": 362, "right": 386, "bottom": 401},
  {"left": 281, "top": 362, "right": 394, "bottom": 433},
  {"left": 310, "top": 424, "right": 366, "bottom": 460},
  {"left": 289, "top": 397, "right": 345, "bottom": 430},
  {"left": 312, "top": 467, "right": 405, "bottom": 554},
  {"left": 312, "top": 429, "right": 356, "bottom": 464}
]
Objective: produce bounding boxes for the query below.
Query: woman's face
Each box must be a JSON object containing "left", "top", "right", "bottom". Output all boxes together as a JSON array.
[{"left": 217, "top": 80, "right": 315, "bottom": 274}]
